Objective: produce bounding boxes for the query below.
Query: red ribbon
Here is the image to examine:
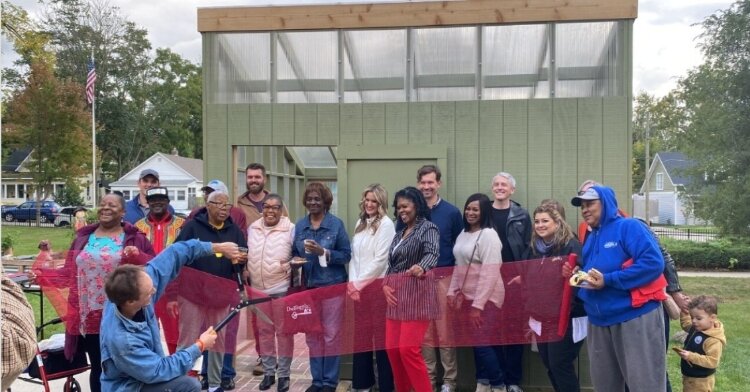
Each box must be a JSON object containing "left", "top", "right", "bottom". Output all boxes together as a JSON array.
[{"left": 558, "top": 253, "right": 577, "bottom": 337}]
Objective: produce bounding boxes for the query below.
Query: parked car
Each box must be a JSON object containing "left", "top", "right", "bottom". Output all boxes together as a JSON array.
[
  {"left": 3, "top": 201, "right": 62, "bottom": 223},
  {"left": 54, "top": 206, "right": 88, "bottom": 227}
]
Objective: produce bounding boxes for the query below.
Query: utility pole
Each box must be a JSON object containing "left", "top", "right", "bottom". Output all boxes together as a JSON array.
[{"left": 644, "top": 113, "right": 651, "bottom": 224}]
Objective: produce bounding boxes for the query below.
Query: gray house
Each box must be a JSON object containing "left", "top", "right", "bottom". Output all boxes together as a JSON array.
[{"left": 634, "top": 151, "right": 701, "bottom": 225}]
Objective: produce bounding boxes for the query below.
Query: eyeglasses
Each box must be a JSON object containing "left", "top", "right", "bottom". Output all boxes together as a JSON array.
[
  {"left": 208, "top": 201, "right": 232, "bottom": 210},
  {"left": 263, "top": 204, "right": 282, "bottom": 211}
]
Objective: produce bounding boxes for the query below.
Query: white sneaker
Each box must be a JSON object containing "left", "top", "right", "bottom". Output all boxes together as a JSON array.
[
  {"left": 506, "top": 385, "right": 524, "bottom": 392},
  {"left": 490, "top": 386, "right": 507, "bottom": 392},
  {"left": 475, "top": 383, "right": 491, "bottom": 392},
  {"left": 440, "top": 384, "right": 454, "bottom": 392}
]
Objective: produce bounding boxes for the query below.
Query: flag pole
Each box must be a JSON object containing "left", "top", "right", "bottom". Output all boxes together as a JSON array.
[{"left": 91, "top": 48, "right": 96, "bottom": 206}]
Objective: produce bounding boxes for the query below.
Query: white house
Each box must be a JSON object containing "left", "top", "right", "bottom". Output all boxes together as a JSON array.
[
  {"left": 632, "top": 151, "right": 703, "bottom": 225},
  {"left": 1, "top": 148, "right": 95, "bottom": 206},
  {"left": 109, "top": 151, "right": 203, "bottom": 213}
]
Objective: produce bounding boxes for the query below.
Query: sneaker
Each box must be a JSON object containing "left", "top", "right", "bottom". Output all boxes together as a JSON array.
[
  {"left": 440, "top": 384, "right": 455, "bottom": 392},
  {"left": 506, "top": 386, "right": 524, "bottom": 392},
  {"left": 208, "top": 388, "right": 224, "bottom": 392},
  {"left": 253, "top": 358, "right": 265, "bottom": 376},
  {"left": 305, "top": 386, "right": 322, "bottom": 392},
  {"left": 490, "top": 386, "right": 507, "bottom": 392},
  {"left": 221, "top": 378, "right": 236, "bottom": 390}
]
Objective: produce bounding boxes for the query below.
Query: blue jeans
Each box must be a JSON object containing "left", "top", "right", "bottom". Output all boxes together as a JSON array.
[
  {"left": 307, "top": 295, "right": 344, "bottom": 387},
  {"left": 471, "top": 304, "right": 507, "bottom": 388},
  {"left": 141, "top": 375, "right": 201, "bottom": 392}
]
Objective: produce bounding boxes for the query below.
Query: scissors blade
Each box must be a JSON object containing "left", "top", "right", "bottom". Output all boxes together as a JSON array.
[{"left": 248, "top": 304, "right": 273, "bottom": 325}]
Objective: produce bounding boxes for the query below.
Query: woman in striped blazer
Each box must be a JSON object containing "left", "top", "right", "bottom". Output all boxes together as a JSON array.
[{"left": 383, "top": 186, "right": 440, "bottom": 392}]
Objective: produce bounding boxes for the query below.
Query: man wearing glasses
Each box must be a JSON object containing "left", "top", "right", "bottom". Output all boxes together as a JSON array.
[
  {"left": 188, "top": 179, "right": 248, "bottom": 240},
  {"left": 168, "top": 190, "right": 248, "bottom": 392}
]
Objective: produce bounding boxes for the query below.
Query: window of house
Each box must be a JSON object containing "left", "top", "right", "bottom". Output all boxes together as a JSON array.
[
  {"left": 168, "top": 190, "right": 176, "bottom": 201},
  {"left": 188, "top": 187, "right": 196, "bottom": 199},
  {"left": 17, "top": 184, "right": 25, "bottom": 199},
  {"left": 177, "top": 190, "right": 186, "bottom": 201},
  {"left": 656, "top": 172, "right": 664, "bottom": 191},
  {"left": 7, "top": 185, "right": 16, "bottom": 198},
  {"left": 121, "top": 190, "right": 131, "bottom": 200}
]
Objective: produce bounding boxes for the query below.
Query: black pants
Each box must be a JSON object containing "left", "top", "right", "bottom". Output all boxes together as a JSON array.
[
  {"left": 497, "top": 344, "right": 524, "bottom": 385},
  {"left": 80, "top": 334, "right": 102, "bottom": 392},
  {"left": 351, "top": 284, "right": 394, "bottom": 392},
  {"left": 537, "top": 318, "right": 584, "bottom": 392}
]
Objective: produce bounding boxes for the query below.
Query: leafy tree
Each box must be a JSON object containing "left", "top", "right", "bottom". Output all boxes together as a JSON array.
[
  {"left": 5, "top": 62, "right": 90, "bottom": 203},
  {"left": 677, "top": 0, "right": 750, "bottom": 236},
  {"left": 54, "top": 179, "right": 85, "bottom": 206},
  {"left": 631, "top": 92, "right": 683, "bottom": 193},
  {"left": 39, "top": 0, "right": 203, "bottom": 178},
  {"left": 146, "top": 48, "right": 202, "bottom": 158},
  {"left": 41, "top": 0, "right": 157, "bottom": 178}
]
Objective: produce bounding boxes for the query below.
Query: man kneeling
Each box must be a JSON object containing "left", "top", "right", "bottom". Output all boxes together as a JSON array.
[{"left": 100, "top": 239, "right": 241, "bottom": 391}]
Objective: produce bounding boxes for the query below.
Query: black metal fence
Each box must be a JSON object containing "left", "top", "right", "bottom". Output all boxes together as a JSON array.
[{"left": 651, "top": 226, "right": 719, "bottom": 242}]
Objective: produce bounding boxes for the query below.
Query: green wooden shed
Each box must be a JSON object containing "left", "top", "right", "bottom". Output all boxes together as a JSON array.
[{"left": 198, "top": 1, "right": 639, "bottom": 390}]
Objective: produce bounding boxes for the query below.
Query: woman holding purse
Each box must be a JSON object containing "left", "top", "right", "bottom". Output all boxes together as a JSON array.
[{"left": 447, "top": 193, "right": 504, "bottom": 392}]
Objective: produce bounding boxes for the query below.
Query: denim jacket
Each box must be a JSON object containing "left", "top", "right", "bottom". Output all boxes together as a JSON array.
[
  {"left": 292, "top": 212, "right": 351, "bottom": 287},
  {"left": 99, "top": 240, "right": 211, "bottom": 391}
]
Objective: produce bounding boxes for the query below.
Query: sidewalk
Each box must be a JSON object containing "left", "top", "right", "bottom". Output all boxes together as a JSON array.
[{"left": 677, "top": 270, "right": 750, "bottom": 278}]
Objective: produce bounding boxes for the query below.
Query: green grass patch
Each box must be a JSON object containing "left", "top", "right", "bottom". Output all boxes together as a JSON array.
[
  {"left": 667, "top": 277, "right": 750, "bottom": 391},
  {"left": 25, "top": 290, "right": 65, "bottom": 337},
  {"left": 1, "top": 225, "right": 75, "bottom": 256}
]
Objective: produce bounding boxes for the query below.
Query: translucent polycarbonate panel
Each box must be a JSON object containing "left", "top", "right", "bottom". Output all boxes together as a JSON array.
[
  {"left": 413, "top": 26, "right": 477, "bottom": 101},
  {"left": 206, "top": 33, "right": 270, "bottom": 104},
  {"left": 483, "top": 87, "right": 536, "bottom": 100},
  {"left": 555, "top": 21, "right": 620, "bottom": 97},
  {"left": 415, "top": 87, "right": 475, "bottom": 102},
  {"left": 483, "top": 25, "right": 548, "bottom": 76},
  {"left": 482, "top": 24, "right": 549, "bottom": 99},
  {"left": 204, "top": 20, "right": 626, "bottom": 103},
  {"left": 277, "top": 31, "right": 338, "bottom": 103},
  {"left": 290, "top": 147, "right": 337, "bottom": 168},
  {"left": 342, "top": 29, "right": 406, "bottom": 102}
]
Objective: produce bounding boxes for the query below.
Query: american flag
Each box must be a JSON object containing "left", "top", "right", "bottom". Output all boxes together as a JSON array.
[{"left": 86, "top": 59, "right": 96, "bottom": 104}]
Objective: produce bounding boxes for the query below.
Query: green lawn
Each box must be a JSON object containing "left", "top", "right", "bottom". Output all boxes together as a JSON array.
[
  {"left": 667, "top": 276, "right": 749, "bottom": 392},
  {"left": 2, "top": 224, "right": 76, "bottom": 255},
  {"left": 25, "top": 290, "right": 65, "bottom": 337}
]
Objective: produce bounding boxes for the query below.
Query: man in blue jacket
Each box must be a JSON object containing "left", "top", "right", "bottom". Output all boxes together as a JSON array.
[
  {"left": 571, "top": 185, "right": 666, "bottom": 392},
  {"left": 414, "top": 165, "right": 463, "bottom": 392},
  {"left": 99, "top": 239, "right": 242, "bottom": 392}
]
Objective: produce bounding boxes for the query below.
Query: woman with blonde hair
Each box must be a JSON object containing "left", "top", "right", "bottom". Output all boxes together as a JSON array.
[
  {"left": 349, "top": 184, "right": 396, "bottom": 392},
  {"left": 524, "top": 201, "right": 584, "bottom": 392}
]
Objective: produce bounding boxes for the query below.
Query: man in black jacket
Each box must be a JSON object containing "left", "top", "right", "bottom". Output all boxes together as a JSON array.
[
  {"left": 489, "top": 172, "right": 531, "bottom": 392},
  {"left": 168, "top": 190, "right": 247, "bottom": 392}
]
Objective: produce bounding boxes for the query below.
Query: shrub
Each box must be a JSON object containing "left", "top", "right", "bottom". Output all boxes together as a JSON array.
[
  {"left": 662, "top": 238, "right": 750, "bottom": 270},
  {"left": 1, "top": 233, "right": 14, "bottom": 254}
]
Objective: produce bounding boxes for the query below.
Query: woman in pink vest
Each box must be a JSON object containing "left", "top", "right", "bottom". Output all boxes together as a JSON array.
[{"left": 246, "top": 193, "right": 295, "bottom": 392}]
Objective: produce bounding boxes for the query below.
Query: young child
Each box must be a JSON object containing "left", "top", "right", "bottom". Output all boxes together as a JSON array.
[{"left": 675, "top": 295, "right": 726, "bottom": 392}]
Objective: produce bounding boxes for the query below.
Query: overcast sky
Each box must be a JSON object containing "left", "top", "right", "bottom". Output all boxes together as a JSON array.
[{"left": 1, "top": 0, "right": 736, "bottom": 97}]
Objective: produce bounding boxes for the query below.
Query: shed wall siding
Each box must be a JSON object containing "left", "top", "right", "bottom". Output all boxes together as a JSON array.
[{"left": 204, "top": 97, "right": 631, "bottom": 228}]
